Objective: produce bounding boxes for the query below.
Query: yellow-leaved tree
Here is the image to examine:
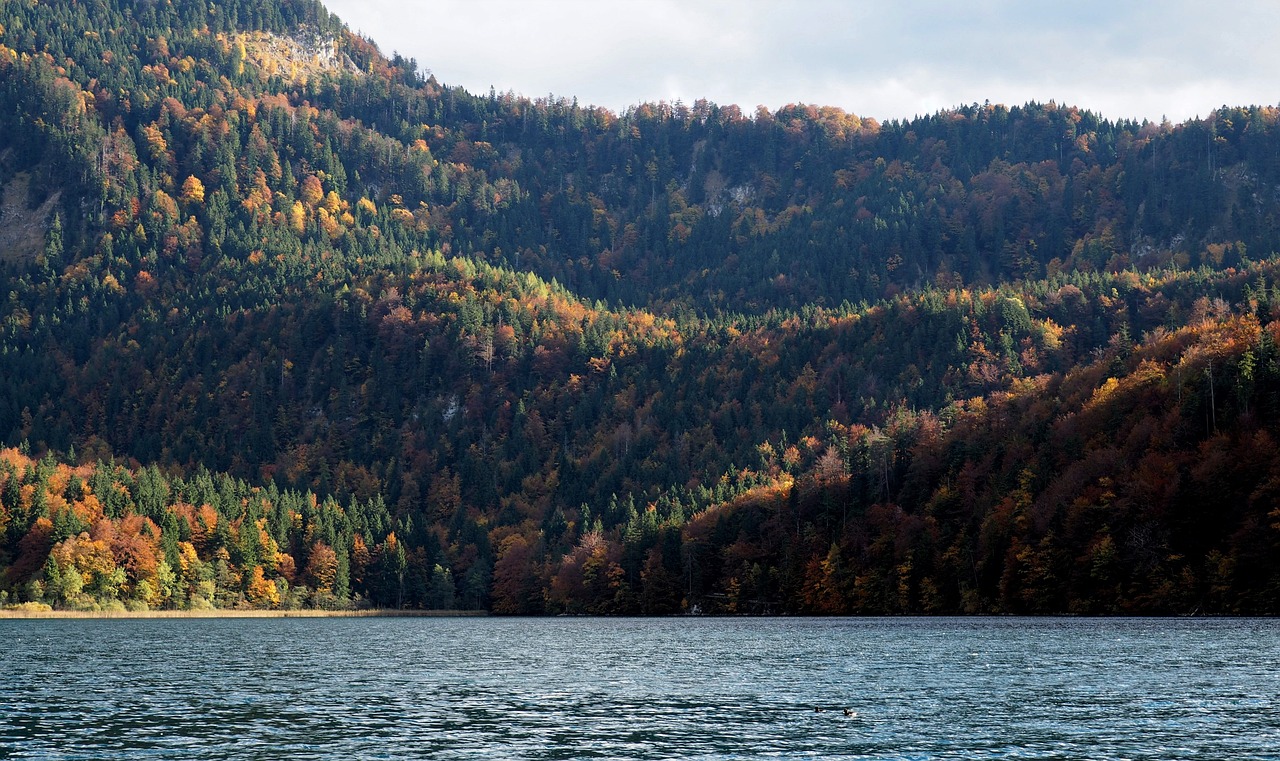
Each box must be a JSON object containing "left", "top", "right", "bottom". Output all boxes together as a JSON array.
[{"left": 180, "top": 175, "right": 205, "bottom": 204}]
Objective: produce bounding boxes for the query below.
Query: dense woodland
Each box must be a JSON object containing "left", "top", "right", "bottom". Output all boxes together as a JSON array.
[{"left": 2, "top": 0, "right": 1280, "bottom": 613}]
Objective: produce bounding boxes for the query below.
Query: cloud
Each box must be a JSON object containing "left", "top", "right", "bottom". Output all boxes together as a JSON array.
[{"left": 322, "top": 0, "right": 1280, "bottom": 122}]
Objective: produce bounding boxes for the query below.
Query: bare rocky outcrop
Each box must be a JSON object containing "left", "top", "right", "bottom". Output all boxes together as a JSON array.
[
  {"left": 0, "top": 170, "right": 60, "bottom": 263},
  {"left": 234, "top": 28, "right": 360, "bottom": 81}
]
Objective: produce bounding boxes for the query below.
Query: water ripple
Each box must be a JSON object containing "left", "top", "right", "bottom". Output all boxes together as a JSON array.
[{"left": 2, "top": 617, "right": 1279, "bottom": 759}]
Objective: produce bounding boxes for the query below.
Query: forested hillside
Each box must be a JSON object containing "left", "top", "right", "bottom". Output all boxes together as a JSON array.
[{"left": 3, "top": 0, "right": 1280, "bottom": 614}]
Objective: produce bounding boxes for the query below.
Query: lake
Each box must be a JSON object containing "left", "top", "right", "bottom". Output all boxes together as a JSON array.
[{"left": 1, "top": 617, "right": 1277, "bottom": 759}]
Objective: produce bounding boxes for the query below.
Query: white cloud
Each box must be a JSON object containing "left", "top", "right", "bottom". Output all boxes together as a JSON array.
[{"left": 322, "top": 0, "right": 1280, "bottom": 122}]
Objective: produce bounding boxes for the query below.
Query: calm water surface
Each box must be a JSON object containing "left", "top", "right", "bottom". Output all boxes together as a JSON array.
[{"left": 1, "top": 617, "right": 1278, "bottom": 759}]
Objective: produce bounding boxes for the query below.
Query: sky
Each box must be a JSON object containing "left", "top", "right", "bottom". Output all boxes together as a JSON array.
[{"left": 322, "top": 0, "right": 1280, "bottom": 124}]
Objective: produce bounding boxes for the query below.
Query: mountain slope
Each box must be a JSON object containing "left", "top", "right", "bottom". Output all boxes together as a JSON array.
[{"left": 2, "top": 0, "right": 1280, "bottom": 612}]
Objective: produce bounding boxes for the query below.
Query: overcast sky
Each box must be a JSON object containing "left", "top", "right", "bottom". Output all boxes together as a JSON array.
[{"left": 322, "top": 0, "right": 1280, "bottom": 124}]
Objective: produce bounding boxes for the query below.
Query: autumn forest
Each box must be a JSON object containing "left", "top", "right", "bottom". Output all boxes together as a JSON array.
[{"left": 3, "top": 0, "right": 1280, "bottom": 615}]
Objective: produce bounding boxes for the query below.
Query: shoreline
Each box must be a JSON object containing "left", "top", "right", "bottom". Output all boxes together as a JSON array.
[{"left": 0, "top": 608, "right": 488, "bottom": 620}]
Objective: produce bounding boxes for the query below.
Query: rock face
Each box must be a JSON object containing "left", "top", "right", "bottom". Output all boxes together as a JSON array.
[
  {"left": 234, "top": 28, "right": 359, "bottom": 81},
  {"left": 0, "top": 170, "right": 60, "bottom": 264}
]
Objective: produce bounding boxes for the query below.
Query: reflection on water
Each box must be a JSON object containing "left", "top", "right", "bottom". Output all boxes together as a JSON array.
[{"left": 2, "top": 617, "right": 1278, "bottom": 759}]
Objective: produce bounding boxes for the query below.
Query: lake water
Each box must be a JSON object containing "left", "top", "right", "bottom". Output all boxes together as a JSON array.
[{"left": 1, "top": 617, "right": 1278, "bottom": 759}]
